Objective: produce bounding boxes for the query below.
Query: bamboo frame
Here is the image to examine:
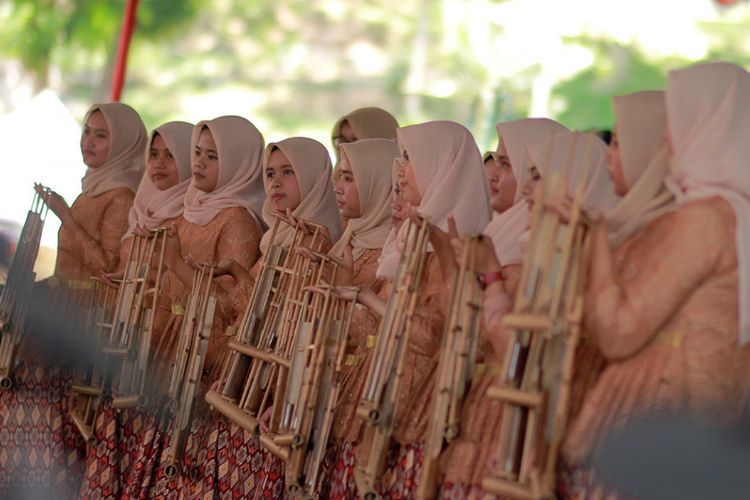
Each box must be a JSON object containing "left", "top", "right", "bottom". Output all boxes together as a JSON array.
[
  {"left": 163, "top": 263, "right": 217, "bottom": 477},
  {"left": 417, "top": 235, "right": 483, "bottom": 499},
  {"left": 0, "top": 188, "right": 49, "bottom": 388},
  {"left": 354, "top": 218, "right": 430, "bottom": 499},
  {"left": 481, "top": 135, "right": 596, "bottom": 499}
]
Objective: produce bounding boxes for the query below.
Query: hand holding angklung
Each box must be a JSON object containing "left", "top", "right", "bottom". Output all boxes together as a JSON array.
[
  {"left": 163, "top": 224, "right": 183, "bottom": 270},
  {"left": 36, "top": 183, "right": 71, "bottom": 223}
]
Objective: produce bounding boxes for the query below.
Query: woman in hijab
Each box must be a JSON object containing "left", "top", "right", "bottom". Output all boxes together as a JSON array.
[
  {"left": 331, "top": 106, "right": 399, "bottom": 158},
  {"left": 342, "top": 120, "right": 490, "bottom": 498},
  {"left": 316, "top": 138, "right": 398, "bottom": 498},
  {"left": 0, "top": 103, "right": 146, "bottom": 496},
  {"left": 79, "top": 120, "right": 194, "bottom": 498},
  {"left": 560, "top": 62, "right": 750, "bottom": 498},
  {"left": 98, "top": 116, "right": 267, "bottom": 499},
  {"left": 438, "top": 118, "right": 569, "bottom": 498},
  {"left": 209, "top": 136, "right": 342, "bottom": 498}
]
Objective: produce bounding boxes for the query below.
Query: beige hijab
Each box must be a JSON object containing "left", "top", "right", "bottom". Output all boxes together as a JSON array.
[
  {"left": 125, "top": 121, "right": 194, "bottom": 238},
  {"left": 331, "top": 107, "right": 399, "bottom": 144},
  {"left": 376, "top": 159, "right": 403, "bottom": 279},
  {"left": 376, "top": 120, "right": 492, "bottom": 279},
  {"left": 260, "top": 137, "right": 342, "bottom": 254},
  {"left": 330, "top": 139, "right": 397, "bottom": 261},
  {"left": 528, "top": 130, "right": 620, "bottom": 214},
  {"left": 183, "top": 116, "right": 266, "bottom": 227},
  {"left": 666, "top": 61, "right": 750, "bottom": 345},
  {"left": 606, "top": 91, "right": 676, "bottom": 247},
  {"left": 484, "top": 118, "right": 569, "bottom": 266},
  {"left": 81, "top": 102, "right": 147, "bottom": 198}
]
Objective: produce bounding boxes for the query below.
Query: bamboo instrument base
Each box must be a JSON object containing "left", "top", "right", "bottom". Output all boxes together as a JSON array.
[
  {"left": 481, "top": 475, "right": 552, "bottom": 500},
  {"left": 69, "top": 410, "right": 95, "bottom": 444},
  {"left": 259, "top": 432, "right": 290, "bottom": 461},
  {"left": 205, "top": 389, "right": 261, "bottom": 435}
]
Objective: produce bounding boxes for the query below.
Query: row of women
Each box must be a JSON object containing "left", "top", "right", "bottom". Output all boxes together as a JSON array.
[{"left": 1, "top": 60, "right": 749, "bottom": 499}]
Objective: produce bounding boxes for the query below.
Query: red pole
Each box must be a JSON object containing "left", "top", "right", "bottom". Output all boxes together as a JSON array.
[{"left": 110, "top": 0, "right": 140, "bottom": 102}]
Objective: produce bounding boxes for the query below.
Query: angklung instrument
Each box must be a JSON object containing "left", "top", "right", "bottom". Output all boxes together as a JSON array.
[
  {"left": 482, "top": 135, "right": 595, "bottom": 500},
  {"left": 354, "top": 217, "right": 430, "bottom": 499},
  {"left": 0, "top": 187, "right": 50, "bottom": 389},
  {"left": 163, "top": 262, "right": 217, "bottom": 478},
  {"left": 417, "top": 234, "right": 483, "bottom": 499}
]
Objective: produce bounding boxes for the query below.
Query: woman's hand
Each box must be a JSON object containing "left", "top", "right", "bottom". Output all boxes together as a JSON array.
[
  {"left": 451, "top": 234, "right": 502, "bottom": 275},
  {"left": 163, "top": 224, "right": 184, "bottom": 271},
  {"left": 36, "top": 183, "right": 72, "bottom": 224},
  {"left": 331, "top": 243, "right": 354, "bottom": 286},
  {"left": 429, "top": 215, "right": 460, "bottom": 280},
  {"left": 276, "top": 208, "right": 312, "bottom": 235},
  {"left": 259, "top": 406, "right": 273, "bottom": 434}
]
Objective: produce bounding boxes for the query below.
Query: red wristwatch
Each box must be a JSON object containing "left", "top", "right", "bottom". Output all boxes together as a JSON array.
[{"left": 478, "top": 270, "right": 505, "bottom": 290}]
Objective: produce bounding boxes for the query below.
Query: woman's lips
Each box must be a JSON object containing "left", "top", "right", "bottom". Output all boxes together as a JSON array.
[{"left": 272, "top": 194, "right": 285, "bottom": 202}]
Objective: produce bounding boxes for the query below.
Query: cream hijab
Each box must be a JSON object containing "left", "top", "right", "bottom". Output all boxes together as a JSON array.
[
  {"left": 528, "top": 130, "right": 620, "bottom": 214},
  {"left": 125, "top": 121, "right": 193, "bottom": 238},
  {"left": 182, "top": 116, "right": 266, "bottom": 227},
  {"left": 484, "top": 118, "right": 570, "bottom": 266},
  {"left": 666, "top": 61, "right": 750, "bottom": 345},
  {"left": 330, "top": 139, "right": 397, "bottom": 261},
  {"left": 376, "top": 120, "right": 492, "bottom": 279},
  {"left": 606, "top": 91, "right": 676, "bottom": 247},
  {"left": 331, "top": 107, "right": 399, "bottom": 143},
  {"left": 260, "top": 137, "right": 342, "bottom": 254},
  {"left": 81, "top": 102, "right": 147, "bottom": 198}
]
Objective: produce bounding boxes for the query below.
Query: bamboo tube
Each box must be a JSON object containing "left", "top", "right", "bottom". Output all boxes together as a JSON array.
[
  {"left": 259, "top": 433, "right": 289, "bottom": 461},
  {"left": 205, "top": 389, "right": 261, "bottom": 435}
]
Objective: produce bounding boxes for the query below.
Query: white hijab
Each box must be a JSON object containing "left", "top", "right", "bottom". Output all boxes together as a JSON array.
[
  {"left": 376, "top": 120, "right": 492, "bottom": 279},
  {"left": 330, "top": 139, "right": 397, "bottom": 261},
  {"left": 485, "top": 118, "right": 570, "bottom": 266},
  {"left": 125, "top": 121, "right": 193, "bottom": 238},
  {"left": 182, "top": 116, "right": 266, "bottom": 227},
  {"left": 666, "top": 61, "right": 750, "bottom": 345},
  {"left": 80, "top": 102, "right": 147, "bottom": 198},
  {"left": 259, "top": 137, "right": 342, "bottom": 254},
  {"left": 606, "top": 91, "right": 676, "bottom": 247}
]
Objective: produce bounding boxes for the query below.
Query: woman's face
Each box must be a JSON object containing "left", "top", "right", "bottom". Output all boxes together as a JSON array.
[
  {"left": 522, "top": 165, "right": 542, "bottom": 211},
  {"left": 391, "top": 182, "right": 409, "bottom": 228},
  {"left": 147, "top": 134, "right": 180, "bottom": 191},
  {"left": 264, "top": 148, "right": 302, "bottom": 212},
  {"left": 334, "top": 155, "right": 362, "bottom": 218},
  {"left": 80, "top": 110, "right": 111, "bottom": 168},
  {"left": 486, "top": 140, "right": 518, "bottom": 213},
  {"left": 333, "top": 120, "right": 358, "bottom": 161},
  {"left": 396, "top": 149, "right": 422, "bottom": 206},
  {"left": 605, "top": 125, "right": 628, "bottom": 196},
  {"left": 192, "top": 128, "right": 219, "bottom": 192}
]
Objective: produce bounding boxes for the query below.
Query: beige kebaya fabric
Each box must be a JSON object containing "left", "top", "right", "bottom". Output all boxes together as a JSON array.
[
  {"left": 331, "top": 107, "right": 399, "bottom": 143},
  {"left": 125, "top": 121, "right": 193, "bottom": 238},
  {"left": 330, "top": 139, "right": 398, "bottom": 261},
  {"left": 183, "top": 116, "right": 266, "bottom": 227},
  {"left": 260, "top": 137, "right": 342, "bottom": 253},
  {"left": 529, "top": 130, "right": 620, "bottom": 214},
  {"left": 666, "top": 61, "right": 750, "bottom": 345},
  {"left": 485, "top": 118, "right": 569, "bottom": 265},
  {"left": 80, "top": 102, "right": 147, "bottom": 198},
  {"left": 376, "top": 120, "right": 492, "bottom": 279},
  {"left": 606, "top": 91, "right": 676, "bottom": 247}
]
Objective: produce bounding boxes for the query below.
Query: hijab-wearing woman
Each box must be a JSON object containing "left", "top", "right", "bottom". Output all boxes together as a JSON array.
[
  {"left": 346, "top": 120, "right": 490, "bottom": 498},
  {"left": 79, "top": 120, "right": 194, "bottom": 498},
  {"left": 216, "top": 136, "right": 341, "bottom": 498},
  {"left": 331, "top": 106, "right": 399, "bottom": 159},
  {"left": 0, "top": 102, "right": 146, "bottom": 497},
  {"left": 560, "top": 62, "right": 750, "bottom": 498},
  {"left": 438, "top": 118, "right": 569, "bottom": 498},
  {"left": 91, "top": 116, "right": 267, "bottom": 499},
  {"left": 318, "top": 138, "right": 398, "bottom": 498}
]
